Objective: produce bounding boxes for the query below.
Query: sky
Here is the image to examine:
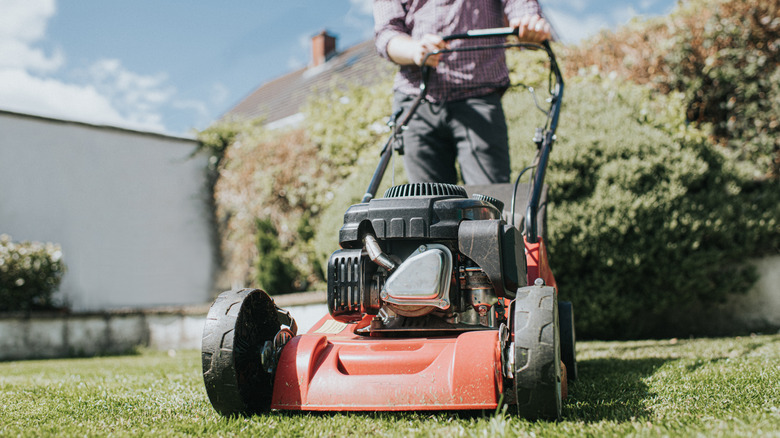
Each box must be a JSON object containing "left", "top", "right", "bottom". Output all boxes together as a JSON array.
[{"left": 0, "top": 0, "right": 678, "bottom": 137}]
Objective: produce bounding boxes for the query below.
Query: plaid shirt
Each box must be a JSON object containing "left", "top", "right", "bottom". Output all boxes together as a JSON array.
[{"left": 374, "top": 0, "right": 542, "bottom": 102}]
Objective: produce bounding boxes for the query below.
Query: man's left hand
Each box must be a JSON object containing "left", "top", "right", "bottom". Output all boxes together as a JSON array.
[{"left": 510, "top": 15, "right": 551, "bottom": 43}]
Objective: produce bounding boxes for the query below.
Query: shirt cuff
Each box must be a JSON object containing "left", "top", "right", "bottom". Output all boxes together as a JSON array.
[
  {"left": 375, "top": 29, "right": 407, "bottom": 61},
  {"left": 504, "top": 1, "right": 542, "bottom": 22}
]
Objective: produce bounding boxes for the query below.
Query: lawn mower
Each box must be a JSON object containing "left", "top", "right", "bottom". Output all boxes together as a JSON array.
[{"left": 201, "top": 28, "right": 576, "bottom": 420}]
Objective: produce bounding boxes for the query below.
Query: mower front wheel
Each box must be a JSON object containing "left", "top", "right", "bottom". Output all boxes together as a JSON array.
[
  {"left": 512, "top": 284, "right": 562, "bottom": 420},
  {"left": 201, "top": 288, "right": 289, "bottom": 417}
]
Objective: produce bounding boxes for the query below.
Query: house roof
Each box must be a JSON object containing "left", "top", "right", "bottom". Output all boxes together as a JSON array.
[{"left": 225, "top": 39, "right": 390, "bottom": 126}]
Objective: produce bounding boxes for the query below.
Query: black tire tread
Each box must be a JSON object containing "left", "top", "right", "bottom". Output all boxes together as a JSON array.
[
  {"left": 512, "top": 285, "right": 561, "bottom": 420},
  {"left": 559, "top": 300, "right": 577, "bottom": 381},
  {"left": 201, "top": 289, "right": 281, "bottom": 417}
]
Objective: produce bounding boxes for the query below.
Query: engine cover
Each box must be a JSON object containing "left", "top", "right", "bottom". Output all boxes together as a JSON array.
[
  {"left": 327, "top": 183, "right": 520, "bottom": 328},
  {"left": 338, "top": 184, "right": 501, "bottom": 248}
]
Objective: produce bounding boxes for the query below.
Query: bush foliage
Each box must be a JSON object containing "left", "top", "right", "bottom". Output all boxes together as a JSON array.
[
  {"left": 535, "top": 74, "right": 779, "bottom": 338},
  {"left": 563, "top": 0, "right": 780, "bottom": 179},
  {"left": 200, "top": 126, "right": 328, "bottom": 292},
  {"left": 253, "top": 218, "right": 300, "bottom": 293},
  {"left": 0, "top": 234, "right": 66, "bottom": 312}
]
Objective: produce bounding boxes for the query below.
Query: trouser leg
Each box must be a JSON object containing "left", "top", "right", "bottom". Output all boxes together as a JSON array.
[
  {"left": 393, "top": 93, "right": 458, "bottom": 184},
  {"left": 450, "top": 93, "right": 511, "bottom": 185}
]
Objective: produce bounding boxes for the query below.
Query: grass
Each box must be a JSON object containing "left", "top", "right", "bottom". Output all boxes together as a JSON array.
[{"left": 1, "top": 334, "right": 778, "bottom": 437}]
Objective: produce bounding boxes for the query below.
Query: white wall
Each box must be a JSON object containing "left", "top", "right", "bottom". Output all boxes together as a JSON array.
[{"left": 0, "top": 111, "right": 215, "bottom": 311}]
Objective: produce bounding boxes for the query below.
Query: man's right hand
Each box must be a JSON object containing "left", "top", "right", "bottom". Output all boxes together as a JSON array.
[{"left": 387, "top": 33, "right": 450, "bottom": 67}]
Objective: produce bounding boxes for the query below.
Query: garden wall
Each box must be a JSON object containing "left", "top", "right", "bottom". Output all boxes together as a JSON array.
[
  {"left": 0, "top": 110, "right": 216, "bottom": 311},
  {"left": 0, "top": 292, "right": 327, "bottom": 361}
]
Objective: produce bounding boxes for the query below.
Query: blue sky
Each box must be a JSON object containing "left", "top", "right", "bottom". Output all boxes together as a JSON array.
[{"left": 0, "top": 0, "right": 677, "bottom": 137}]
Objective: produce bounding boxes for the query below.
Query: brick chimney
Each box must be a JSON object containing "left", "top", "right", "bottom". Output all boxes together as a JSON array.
[{"left": 311, "top": 30, "right": 337, "bottom": 67}]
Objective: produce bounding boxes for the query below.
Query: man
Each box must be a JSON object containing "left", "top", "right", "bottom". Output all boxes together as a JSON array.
[{"left": 374, "top": 0, "right": 551, "bottom": 185}]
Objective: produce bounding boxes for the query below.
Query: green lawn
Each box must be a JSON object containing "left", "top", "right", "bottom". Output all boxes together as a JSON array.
[{"left": 1, "top": 334, "right": 778, "bottom": 437}]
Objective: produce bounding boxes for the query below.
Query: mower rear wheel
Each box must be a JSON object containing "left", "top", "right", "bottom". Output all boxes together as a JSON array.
[
  {"left": 559, "top": 301, "right": 578, "bottom": 381},
  {"left": 201, "top": 288, "right": 283, "bottom": 417},
  {"left": 512, "top": 285, "right": 562, "bottom": 420}
]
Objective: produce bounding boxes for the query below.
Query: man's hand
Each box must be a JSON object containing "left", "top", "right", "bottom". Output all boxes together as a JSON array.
[
  {"left": 510, "top": 15, "right": 551, "bottom": 43},
  {"left": 387, "top": 33, "right": 450, "bottom": 67},
  {"left": 414, "top": 34, "right": 449, "bottom": 66}
]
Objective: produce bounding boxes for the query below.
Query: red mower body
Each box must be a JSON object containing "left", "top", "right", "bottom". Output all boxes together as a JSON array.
[
  {"left": 269, "top": 238, "right": 563, "bottom": 412},
  {"left": 271, "top": 320, "right": 502, "bottom": 411}
]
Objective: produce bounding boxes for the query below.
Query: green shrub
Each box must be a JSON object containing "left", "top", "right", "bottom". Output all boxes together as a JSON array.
[
  {"left": 253, "top": 218, "right": 299, "bottom": 293},
  {"left": 196, "top": 118, "right": 256, "bottom": 176},
  {"left": 563, "top": 0, "right": 780, "bottom": 179},
  {"left": 524, "top": 73, "right": 780, "bottom": 339},
  {"left": 203, "top": 70, "right": 394, "bottom": 293},
  {"left": 304, "top": 68, "right": 395, "bottom": 173},
  {"left": 0, "top": 234, "right": 66, "bottom": 312},
  {"left": 660, "top": 0, "right": 780, "bottom": 179},
  {"left": 208, "top": 126, "right": 329, "bottom": 292}
]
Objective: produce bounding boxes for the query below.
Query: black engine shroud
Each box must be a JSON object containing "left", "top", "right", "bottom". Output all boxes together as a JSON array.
[{"left": 327, "top": 183, "right": 527, "bottom": 328}]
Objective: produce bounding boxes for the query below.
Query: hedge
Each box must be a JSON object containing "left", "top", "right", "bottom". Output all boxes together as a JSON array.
[
  {"left": 563, "top": 0, "right": 780, "bottom": 179},
  {"left": 532, "top": 74, "right": 779, "bottom": 338},
  {"left": 0, "top": 234, "right": 66, "bottom": 312}
]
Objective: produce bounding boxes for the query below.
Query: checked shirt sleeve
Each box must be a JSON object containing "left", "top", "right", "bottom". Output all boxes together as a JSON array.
[
  {"left": 373, "top": 0, "right": 409, "bottom": 60},
  {"left": 502, "top": 0, "right": 542, "bottom": 22}
]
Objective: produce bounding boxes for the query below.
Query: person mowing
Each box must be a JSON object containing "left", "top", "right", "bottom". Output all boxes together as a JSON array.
[{"left": 373, "top": 0, "right": 552, "bottom": 185}]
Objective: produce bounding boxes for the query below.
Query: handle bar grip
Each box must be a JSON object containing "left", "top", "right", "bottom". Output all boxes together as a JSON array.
[{"left": 442, "top": 26, "right": 518, "bottom": 41}]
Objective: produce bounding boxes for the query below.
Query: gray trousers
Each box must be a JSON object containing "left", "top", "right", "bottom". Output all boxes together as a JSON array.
[{"left": 393, "top": 92, "right": 511, "bottom": 185}]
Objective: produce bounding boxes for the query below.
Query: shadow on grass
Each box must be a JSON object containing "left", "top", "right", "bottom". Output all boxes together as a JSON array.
[
  {"left": 231, "top": 357, "right": 672, "bottom": 424},
  {"left": 261, "top": 359, "right": 669, "bottom": 424},
  {"left": 563, "top": 357, "right": 669, "bottom": 422}
]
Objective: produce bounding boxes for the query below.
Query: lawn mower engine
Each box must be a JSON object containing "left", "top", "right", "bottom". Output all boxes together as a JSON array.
[{"left": 327, "top": 182, "right": 526, "bottom": 334}]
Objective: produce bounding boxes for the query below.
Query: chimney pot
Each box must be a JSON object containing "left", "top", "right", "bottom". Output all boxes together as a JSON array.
[{"left": 311, "top": 30, "right": 337, "bottom": 67}]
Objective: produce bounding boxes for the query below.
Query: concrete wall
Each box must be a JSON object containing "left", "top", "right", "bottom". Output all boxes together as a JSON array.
[
  {"left": 0, "top": 110, "right": 215, "bottom": 311},
  {"left": 0, "top": 296, "right": 328, "bottom": 361},
  {"left": 726, "top": 255, "right": 780, "bottom": 330}
]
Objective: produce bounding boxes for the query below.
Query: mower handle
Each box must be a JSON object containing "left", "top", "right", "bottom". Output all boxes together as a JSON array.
[
  {"left": 362, "top": 28, "right": 563, "bottom": 244},
  {"left": 442, "top": 26, "right": 520, "bottom": 42}
]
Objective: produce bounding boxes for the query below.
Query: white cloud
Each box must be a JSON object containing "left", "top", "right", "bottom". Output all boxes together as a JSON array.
[
  {"left": 83, "top": 58, "right": 176, "bottom": 131},
  {"left": 544, "top": 7, "right": 610, "bottom": 43},
  {"left": 0, "top": 39, "right": 64, "bottom": 73},
  {"left": 0, "top": 0, "right": 63, "bottom": 73},
  {"left": 345, "top": 0, "right": 375, "bottom": 40},
  {"left": 348, "top": 0, "right": 373, "bottom": 16},
  {"left": 611, "top": 6, "right": 640, "bottom": 27},
  {"left": 0, "top": 68, "right": 128, "bottom": 127},
  {"left": 210, "top": 82, "right": 230, "bottom": 108},
  {"left": 288, "top": 54, "right": 307, "bottom": 70},
  {"left": 288, "top": 32, "right": 312, "bottom": 69},
  {"left": 0, "top": 0, "right": 195, "bottom": 134},
  {"left": 88, "top": 59, "right": 174, "bottom": 107},
  {"left": 0, "top": 0, "right": 55, "bottom": 42},
  {"left": 0, "top": 0, "right": 124, "bottom": 125}
]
